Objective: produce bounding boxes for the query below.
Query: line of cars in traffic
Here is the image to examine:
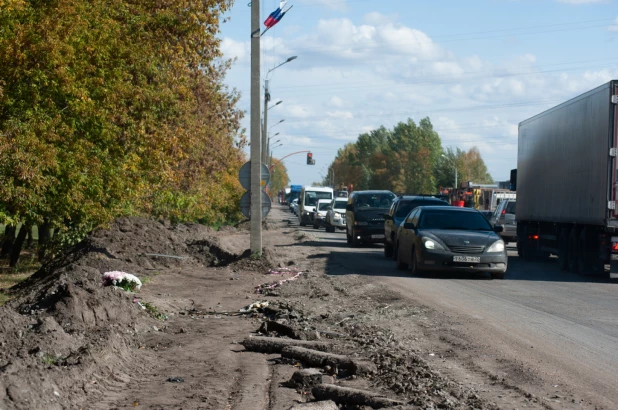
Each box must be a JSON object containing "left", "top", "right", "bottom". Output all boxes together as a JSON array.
[{"left": 289, "top": 187, "right": 512, "bottom": 279}]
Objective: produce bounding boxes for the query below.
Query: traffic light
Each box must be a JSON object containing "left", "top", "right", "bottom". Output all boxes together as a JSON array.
[{"left": 307, "top": 152, "right": 315, "bottom": 165}]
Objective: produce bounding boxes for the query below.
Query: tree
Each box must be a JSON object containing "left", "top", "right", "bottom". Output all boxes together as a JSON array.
[
  {"left": 0, "top": 0, "right": 244, "bottom": 265},
  {"left": 435, "top": 147, "right": 493, "bottom": 188},
  {"left": 269, "top": 159, "right": 290, "bottom": 195},
  {"left": 384, "top": 118, "right": 443, "bottom": 194}
]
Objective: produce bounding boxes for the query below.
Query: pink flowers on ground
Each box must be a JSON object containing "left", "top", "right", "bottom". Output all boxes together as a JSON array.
[{"left": 102, "top": 271, "right": 142, "bottom": 292}]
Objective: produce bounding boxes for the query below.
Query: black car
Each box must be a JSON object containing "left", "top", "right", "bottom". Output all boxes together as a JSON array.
[
  {"left": 395, "top": 206, "right": 508, "bottom": 279},
  {"left": 384, "top": 196, "right": 450, "bottom": 258},
  {"left": 345, "top": 190, "right": 396, "bottom": 246}
]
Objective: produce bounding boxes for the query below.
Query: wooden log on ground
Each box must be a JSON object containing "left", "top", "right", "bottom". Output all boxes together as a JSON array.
[
  {"left": 281, "top": 346, "right": 376, "bottom": 375},
  {"left": 287, "top": 400, "right": 338, "bottom": 410},
  {"left": 240, "top": 337, "right": 331, "bottom": 353},
  {"left": 312, "top": 384, "right": 403, "bottom": 409}
]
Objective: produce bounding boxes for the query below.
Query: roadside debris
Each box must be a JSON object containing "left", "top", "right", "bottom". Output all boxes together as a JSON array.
[
  {"left": 255, "top": 269, "right": 303, "bottom": 294},
  {"left": 240, "top": 336, "right": 331, "bottom": 354},
  {"left": 167, "top": 376, "right": 185, "bottom": 383},
  {"left": 102, "top": 271, "right": 142, "bottom": 291},
  {"left": 312, "top": 384, "right": 403, "bottom": 408}
]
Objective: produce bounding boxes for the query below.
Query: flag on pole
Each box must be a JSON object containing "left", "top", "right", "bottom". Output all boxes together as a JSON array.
[{"left": 264, "top": 1, "right": 290, "bottom": 29}]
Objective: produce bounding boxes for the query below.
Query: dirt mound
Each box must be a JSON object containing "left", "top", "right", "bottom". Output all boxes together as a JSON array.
[{"left": 0, "top": 216, "right": 246, "bottom": 410}]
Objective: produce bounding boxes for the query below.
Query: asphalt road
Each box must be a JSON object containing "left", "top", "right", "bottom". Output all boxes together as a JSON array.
[{"left": 283, "top": 206, "right": 618, "bottom": 408}]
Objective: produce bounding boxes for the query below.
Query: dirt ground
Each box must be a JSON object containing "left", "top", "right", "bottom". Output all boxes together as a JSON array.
[{"left": 0, "top": 206, "right": 572, "bottom": 409}]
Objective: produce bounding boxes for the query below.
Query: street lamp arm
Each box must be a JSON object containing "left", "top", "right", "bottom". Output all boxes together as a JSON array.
[{"left": 269, "top": 150, "right": 311, "bottom": 171}]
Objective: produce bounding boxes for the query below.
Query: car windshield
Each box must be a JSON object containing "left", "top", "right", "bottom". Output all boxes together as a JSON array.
[
  {"left": 318, "top": 202, "right": 330, "bottom": 211},
  {"left": 354, "top": 193, "right": 395, "bottom": 210},
  {"left": 333, "top": 201, "right": 347, "bottom": 210},
  {"left": 506, "top": 201, "right": 516, "bottom": 214},
  {"left": 305, "top": 191, "right": 332, "bottom": 206},
  {"left": 395, "top": 199, "right": 448, "bottom": 218},
  {"left": 419, "top": 210, "right": 493, "bottom": 231}
]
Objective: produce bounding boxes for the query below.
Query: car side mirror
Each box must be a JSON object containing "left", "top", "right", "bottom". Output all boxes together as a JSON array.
[
  {"left": 403, "top": 222, "right": 415, "bottom": 230},
  {"left": 346, "top": 204, "right": 353, "bottom": 211},
  {"left": 383, "top": 214, "right": 392, "bottom": 220},
  {"left": 494, "top": 224, "right": 504, "bottom": 233}
]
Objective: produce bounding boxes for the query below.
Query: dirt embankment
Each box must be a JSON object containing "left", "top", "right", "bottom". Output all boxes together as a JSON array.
[{"left": 0, "top": 210, "right": 548, "bottom": 410}]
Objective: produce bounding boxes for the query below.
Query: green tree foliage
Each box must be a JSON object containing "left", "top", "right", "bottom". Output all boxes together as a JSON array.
[
  {"left": 330, "top": 118, "right": 443, "bottom": 194},
  {"left": 269, "top": 158, "right": 290, "bottom": 195},
  {"left": 435, "top": 147, "right": 493, "bottom": 188},
  {"left": 0, "top": 0, "right": 244, "bottom": 264}
]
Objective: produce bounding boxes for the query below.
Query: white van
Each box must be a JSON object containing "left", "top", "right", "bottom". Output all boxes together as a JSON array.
[{"left": 298, "top": 186, "right": 334, "bottom": 226}]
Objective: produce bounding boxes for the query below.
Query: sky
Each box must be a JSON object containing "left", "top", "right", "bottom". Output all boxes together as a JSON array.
[{"left": 219, "top": 0, "right": 618, "bottom": 187}]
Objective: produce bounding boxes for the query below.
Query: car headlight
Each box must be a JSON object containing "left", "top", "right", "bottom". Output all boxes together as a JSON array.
[
  {"left": 354, "top": 221, "right": 368, "bottom": 226},
  {"left": 305, "top": 212, "right": 310, "bottom": 215},
  {"left": 334, "top": 212, "right": 341, "bottom": 218},
  {"left": 423, "top": 237, "right": 444, "bottom": 250},
  {"left": 487, "top": 240, "right": 505, "bottom": 253}
]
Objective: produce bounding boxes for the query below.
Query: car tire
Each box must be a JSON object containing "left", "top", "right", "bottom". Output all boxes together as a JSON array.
[
  {"left": 491, "top": 272, "right": 505, "bottom": 279},
  {"left": 396, "top": 243, "right": 408, "bottom": 271},
  {"left": 384, "top": 241, "right": 393, "bottom": 258},
  {"left": 391, "top": 240, "right": 398, "bottom": 261},
  {"left": 410, "top": 248, "right": 420, "bottom": 275}
]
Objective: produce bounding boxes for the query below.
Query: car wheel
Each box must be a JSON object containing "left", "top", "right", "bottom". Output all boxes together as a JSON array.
[
  {"left": 384, "top": 241, "right": 393, "bottom": 258},
  {"left": 491, "top": 272, "right": 505, "bottom": 279},
  {"left": 396, "top": 242, "right": 408, "bottom": 271},
  {"left": 410, "top": 248, "right": 420, "bottom": 275},
  {"left": 391, "top": 240, "right": 398, "bottom": 261}
]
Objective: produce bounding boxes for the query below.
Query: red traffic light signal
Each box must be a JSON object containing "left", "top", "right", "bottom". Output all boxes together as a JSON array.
[{"left": 307, "top": 152, "right": 313, "bottom": 165}]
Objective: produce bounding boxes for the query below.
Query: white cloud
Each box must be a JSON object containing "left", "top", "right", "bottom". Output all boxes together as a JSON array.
[
  {"left": 609, "top": 17, "right": 618, "bottom": 32},
  {"left": 222, "top": 11, "right": 618, "bottom": 184}
]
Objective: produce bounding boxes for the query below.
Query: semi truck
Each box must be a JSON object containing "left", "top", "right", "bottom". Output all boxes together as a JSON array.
[{"left": 515, "top": 80, "right": 618, "bottom": 278}]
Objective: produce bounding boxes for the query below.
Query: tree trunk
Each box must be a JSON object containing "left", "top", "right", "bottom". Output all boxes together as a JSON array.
[
  {"left": 37, "top": 220, "right": 52, "bottom": 261},
  {"left": 9, "top": 224, "right": 30, "bottom": 267},
  {"left": 26, "top": 227, "right": 33, "bottom": 249},
  {"left": 1, "top": 225, "right": 16, "bottom": 259}
]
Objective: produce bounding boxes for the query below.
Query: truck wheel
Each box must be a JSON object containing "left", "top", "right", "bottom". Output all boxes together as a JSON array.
[
  {"left": 567, "top": 229, "right": 579, "bottom": 273},
  {"left": 558, "top": 230, "right": 569, "bottom": 271},
  {"left": 384, "top": 241, "right": 393, "bottom": 258}
]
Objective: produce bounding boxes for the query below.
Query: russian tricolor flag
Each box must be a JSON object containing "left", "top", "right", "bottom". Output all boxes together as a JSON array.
[{"left": 264, "top": 1, "right": 290, "bottom": 29}]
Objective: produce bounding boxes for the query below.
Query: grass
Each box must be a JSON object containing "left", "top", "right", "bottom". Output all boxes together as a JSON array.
[
  {"left": 41, "top": 353, "right": 57, "bottom": 366},
  {"left": 142, "top": 302, "right": 167, "bottom": 320},
  {"left": 0, "top": 250, "right": 41, "bottom": 306},
  {"left": 250, "top": 251, "right": 263, "bottom": 260}
]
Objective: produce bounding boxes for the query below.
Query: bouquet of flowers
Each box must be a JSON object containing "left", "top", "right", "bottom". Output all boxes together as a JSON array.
[{"left": 102, "top": 271, "right": 142, "bottom": 292}]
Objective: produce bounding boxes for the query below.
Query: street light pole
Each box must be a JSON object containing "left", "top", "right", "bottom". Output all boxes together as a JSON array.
[
  {"left": 261, "top": 56, "right": 297, "bottom": 164},
  {"left": 262, "top": 79, "right": 270, "bottom": 164}
]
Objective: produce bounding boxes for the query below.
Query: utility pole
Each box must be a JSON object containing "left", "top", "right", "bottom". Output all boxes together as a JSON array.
[{"left": 250, "top": 0, "right": 262, "bottom": 254}]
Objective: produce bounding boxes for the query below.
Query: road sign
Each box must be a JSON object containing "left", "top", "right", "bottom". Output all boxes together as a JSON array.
[
  {"left": 240, "top": 191, "right": 272, "bottom": 219},
  {"left": 238, "top": 161, "right": 270, "bottom": 191}
]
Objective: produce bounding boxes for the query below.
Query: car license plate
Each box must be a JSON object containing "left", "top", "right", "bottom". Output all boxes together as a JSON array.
[
  {"left": 371, "top": 234, "right": 385, "bottom": 239},
  {"left": 453, "top": 256, "right": 480, "bottom": 263}
]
